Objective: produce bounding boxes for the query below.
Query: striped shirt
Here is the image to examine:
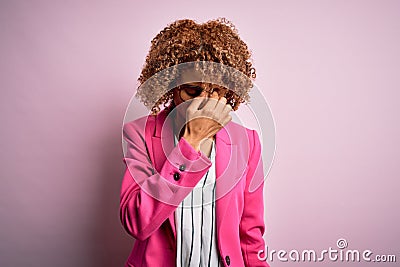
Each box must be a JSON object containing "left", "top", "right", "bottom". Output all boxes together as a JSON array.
[{"left": 174, "top": 136, "right": 221, "bottom": 267}]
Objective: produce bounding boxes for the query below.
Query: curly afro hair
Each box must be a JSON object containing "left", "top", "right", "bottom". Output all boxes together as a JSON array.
[{"left": 136, "top": 18, "right": 256, "bottom": 114}]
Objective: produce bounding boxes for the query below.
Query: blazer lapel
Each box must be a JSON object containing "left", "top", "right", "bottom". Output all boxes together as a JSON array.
[
  {"left": 145, "top": 110, "right": 177, "bottom": 239},
  {"left": 215, "top": 125, "right": 239, "bottom": 237},
  {"left": 149, "top": 110, "right": 174, "bottom": 171}
]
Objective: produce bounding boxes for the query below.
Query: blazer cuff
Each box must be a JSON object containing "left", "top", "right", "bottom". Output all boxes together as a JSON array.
[{"left": 160, "top": 137, "right": 212, "bottom": 188}]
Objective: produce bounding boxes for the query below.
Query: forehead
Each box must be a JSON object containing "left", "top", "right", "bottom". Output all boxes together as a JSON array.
[
  {"left": 179, "top": 68, "right": 227, "bottom": 89},
  {"left": 179, "top": 68, "right": 203, "bottom": 84}
]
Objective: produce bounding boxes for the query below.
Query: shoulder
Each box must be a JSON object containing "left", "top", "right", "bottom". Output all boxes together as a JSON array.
[
  {"left": 123, "top": 114, "right": 155, "bottom": 132},
  {"left": 122, "top": 114, "right": 157, "bottom": 143},
  {"left": 123, "top": 109, "right": 168, "bottom": 132},
  {"left": 224, "top": 120, "right": 260, "bottom": 146}
]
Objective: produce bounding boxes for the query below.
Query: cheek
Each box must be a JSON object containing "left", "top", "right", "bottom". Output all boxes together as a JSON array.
[
  {"left": 172, "top": 90, "right": 181, "bottom": 105},
  {"left": 171, "top": 92, "right": 185, "bottom": 116}
]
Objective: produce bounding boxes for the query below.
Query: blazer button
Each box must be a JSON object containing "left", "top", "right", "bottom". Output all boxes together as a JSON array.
[
  {"left": 178, "top": 164, "right": 186, "bottom": 171},
  {"left": 173, "top": 172, "right": 180, "bottom": 181},
  {"left": 225, "top": 255, "right": 230, "bottom": 266}
]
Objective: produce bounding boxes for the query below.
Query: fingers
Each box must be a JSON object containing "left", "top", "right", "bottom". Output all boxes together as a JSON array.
[
  {"left": 198, "top": 91, "right": 232, "bottom": 120},
  {"left": 187, "top": 91, "right": 207, "bottom": 111},
  {"left": 220, "top": 113, "right": 232, "bottom": 126},
  {"left": 214, "top": 96, "right": 227, "bottom": 114},
  {"left": 187, "top": 90, "right": 232, "bottom": 127},
  {"left": 210, "top": 90, "right": 219, "bottom": 99},
  {"left": 203, "top": 91, "right": 219, "bottom": 110},
  {"left": 223, "top": 102, "right": 233, "bottom": 113}
]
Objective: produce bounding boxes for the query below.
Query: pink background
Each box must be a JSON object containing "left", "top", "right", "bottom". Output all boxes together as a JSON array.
[{"left": 1, "top": 0, "right": 399, "bottom": 266}]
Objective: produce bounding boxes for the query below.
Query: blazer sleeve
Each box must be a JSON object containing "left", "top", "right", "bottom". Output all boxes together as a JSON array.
[
  {"left": 120, "top": 119, "right": 212, "bottom": 241},
  {"left": 239, "top": 129, "right": 270, "bottom": 267}
]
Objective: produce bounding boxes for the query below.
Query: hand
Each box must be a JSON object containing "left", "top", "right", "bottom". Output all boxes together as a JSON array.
[{"left": 183, "top": 91, "right": 232, "bottom": 151}]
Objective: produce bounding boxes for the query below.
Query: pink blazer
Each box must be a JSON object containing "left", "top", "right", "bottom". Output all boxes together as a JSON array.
[{"left": 120, "top": 109, "right": 270, "bottom": 267}]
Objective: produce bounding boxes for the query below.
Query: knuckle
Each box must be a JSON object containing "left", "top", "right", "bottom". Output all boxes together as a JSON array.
[{"left": 203, "top": 109, "right": 213, "bottom": 117}]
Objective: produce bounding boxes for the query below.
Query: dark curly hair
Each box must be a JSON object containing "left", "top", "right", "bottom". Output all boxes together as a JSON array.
[{"left": 136, "top": 18, "right": 256, "bottom": 114}]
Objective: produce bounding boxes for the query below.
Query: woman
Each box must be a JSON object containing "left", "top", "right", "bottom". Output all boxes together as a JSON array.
[{"left": 120, "top": 18, "right": 270, "bottom": 267}]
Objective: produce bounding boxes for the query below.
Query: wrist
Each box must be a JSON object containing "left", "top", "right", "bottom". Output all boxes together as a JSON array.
[{"left": 182, "top": 133, "right": 201, "bottom": 152}]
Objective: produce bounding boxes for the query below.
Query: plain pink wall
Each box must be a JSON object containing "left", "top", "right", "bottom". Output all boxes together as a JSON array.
[{"left": 1, "top": 0, "right": 399, "bottom": 266}]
